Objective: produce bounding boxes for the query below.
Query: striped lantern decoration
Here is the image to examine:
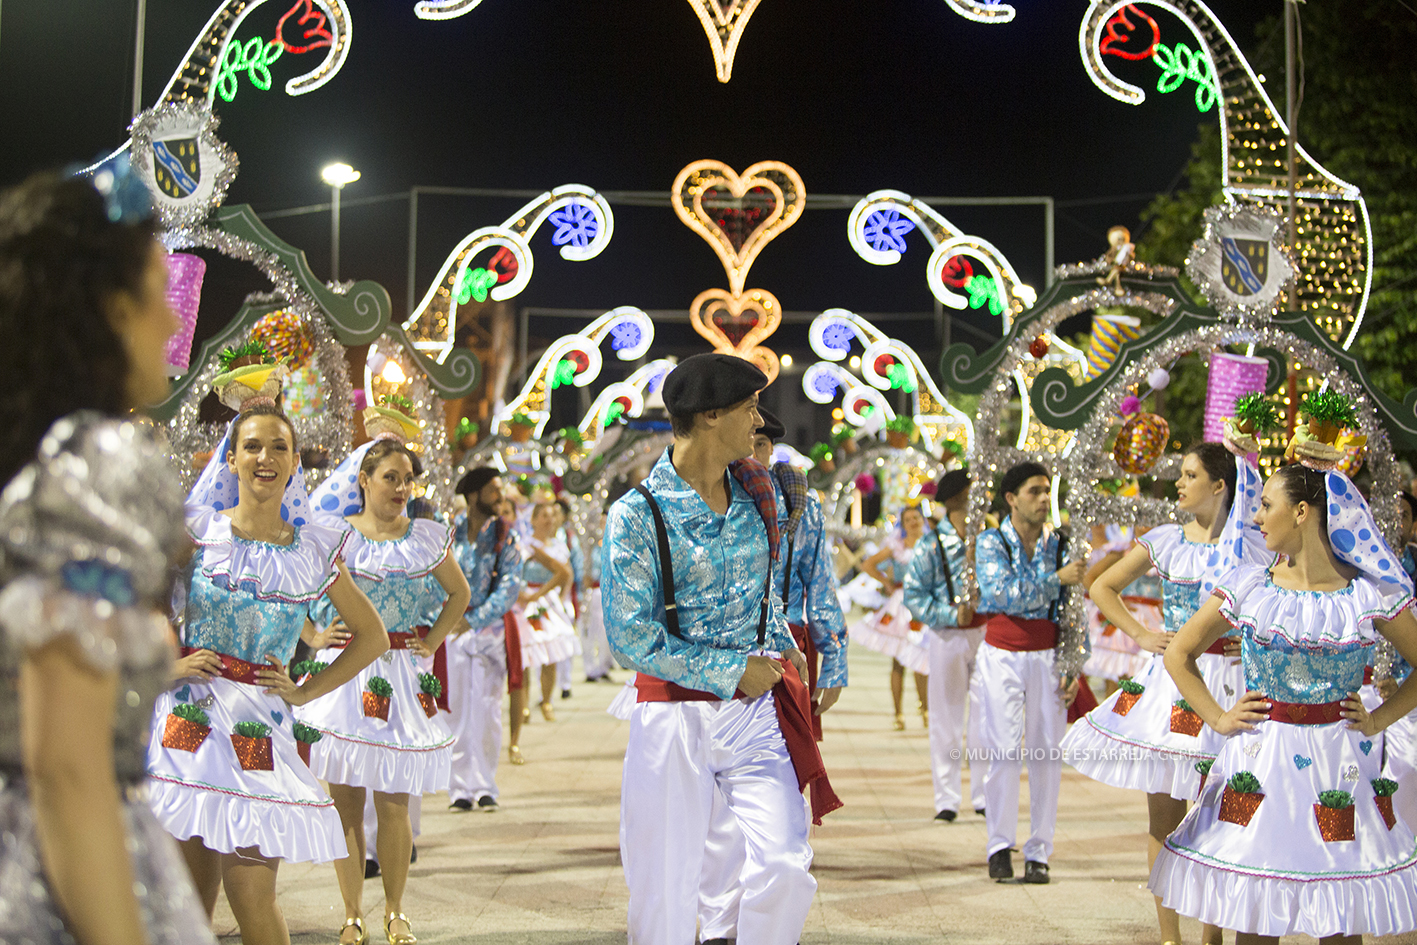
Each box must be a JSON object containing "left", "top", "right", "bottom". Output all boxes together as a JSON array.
[
  {"left": 1082, "top": 314, "right": 1139, "bottom": 379},
  {"left": 1203, "top": 353, "right": 1269, "bottom": 443},
  {"left": 1084, "top": 313, "right": 1142, "bottom": 380},
  {"left": 164, "top": 252, "right": 206, "bottom": 375}
]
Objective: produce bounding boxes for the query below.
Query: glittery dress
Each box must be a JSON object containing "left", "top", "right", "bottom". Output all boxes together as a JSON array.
[
  {"left": 296, "top": 518, "right": 455, "bottom": 795},
  {"left": 1150, "top": 564, "right": 1417, "bottom": 937},
  {"left": 846, "top": 536, "right": 929, "bottom": 674},
  {"left": 520, "top": 536, "right": 580, "bottom": 670},
  {"left": 144, "top": 506, "right": 350, "bottom": 863},
  {"left": 0, "top": 414, "right": 215, "bottom": 944}
]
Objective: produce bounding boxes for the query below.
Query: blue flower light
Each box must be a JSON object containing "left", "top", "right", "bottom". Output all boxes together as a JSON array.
[
  {"left": 862, "top": 209, "right": 915, "bottom": 254},
  {"left": 610, "top": 322, "right": 642, "bottom": 352},
  {"left": 549, "top": 201, "right": 600, "bottom": 248},
  {"left": 821, "top": 323, "right": 855, "bottom": 354}
]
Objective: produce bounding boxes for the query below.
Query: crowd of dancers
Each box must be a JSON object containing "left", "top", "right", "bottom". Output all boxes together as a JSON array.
[{"left": 4, "top": 165, "right": 1417, "bottom": 945}]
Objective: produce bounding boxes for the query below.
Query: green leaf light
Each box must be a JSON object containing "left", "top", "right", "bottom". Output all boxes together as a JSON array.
[
  {"left": 604, "top": 402, "right": 625, "bottom": 427},
  {"left": 551, "top": 359, "right": 578, "bottom": 389},
  {"left": 887, "top": 362, "right": 916, "bottom": 392},
  {"left": 456, "top": 267, "right": 499, "bottom": 305},
  {"left": 966, "top": 274, "right": 1003, "bottom": 316},
  {"left": 1152, "top": 41, "right": 1219, "bottom": 113}
]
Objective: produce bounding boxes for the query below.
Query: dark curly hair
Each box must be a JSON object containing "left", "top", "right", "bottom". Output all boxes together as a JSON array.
[{"left": 0, "top": 172, "right": 158, "bottom": 486}]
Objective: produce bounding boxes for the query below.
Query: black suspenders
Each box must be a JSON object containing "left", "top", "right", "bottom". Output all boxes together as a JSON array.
[
  {"left": 633, "top": 483, "right": 774, "bottom": 646},
  {"left": 933, "top": 528, "right": 956, "bottom": 604}
]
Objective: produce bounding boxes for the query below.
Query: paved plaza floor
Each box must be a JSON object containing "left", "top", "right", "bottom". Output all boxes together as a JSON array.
[{"left": 221, "top": 645, "right": 1417, "bottom": 944}]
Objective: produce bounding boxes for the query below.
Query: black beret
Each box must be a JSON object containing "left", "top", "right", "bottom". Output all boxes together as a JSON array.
[
  {"left": 755, "top": 407, "right": 786, "bottom": 442},
  {"left": 662, "top": 353, "right": 768, "bottom": 417},
  {"left": 936, "top": 468, "right": 971, "bottom": 502},
  {"left": 456, "top": 466, "right": 501, "bottom": 497}
]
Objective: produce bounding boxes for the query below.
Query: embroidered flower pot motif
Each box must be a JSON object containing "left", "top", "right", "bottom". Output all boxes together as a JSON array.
[
  {"left": 418, "top": 693, "right": 438, "bottom": 718},
  {"left": 1113, "top": 681, "right": 1145, "bottom": 716},
  {"left": 1218, "top": 787, "right": 1263, "bottom": 826},
  {"left": 230, "top": 734, "right": 274, "bottom": 771},
  {"left": 1169, "top": 701, "right": 1203, "bottom": 736},
  {"left": 362, "top": 691, "right": 391, "bottom": 721},
  {"left": 162, "top": 713, "right": 211, "bottom": 752},
  {"left": 1376, "top": 795, "right": 1397, "bottom": 831},
  {"left": 1314, "top": 804, "right": 1356, "bottom": 842}
]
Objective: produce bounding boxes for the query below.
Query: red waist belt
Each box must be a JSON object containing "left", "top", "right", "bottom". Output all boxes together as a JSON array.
[
  {"left": 1365, "top": 666, "right": 1374, "bottom": 686},
  {"left": 329, "top": 628, "right": 424, "bottom": 650},
  {"left": 1203, "top": 637, "right": 1233, "bottom": 656},
  {"left": 634, "top": 659, "right": 843, "bottom": 825},
  {"left": 1265, "top": 699, "right": 1345, "bottom": 725},
  {"left": 179, "top": 647, "right": 264, "bottom": 685},
  {"left": 983, "top": 615, "right": 1058, "bottom": 652}
]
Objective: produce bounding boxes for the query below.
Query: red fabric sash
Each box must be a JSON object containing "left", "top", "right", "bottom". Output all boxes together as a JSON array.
[
  {"left": 329, "top": 629, "right": 419, "bottom": 650},
  {"left": 634, "top": 659, "right": 843, "bottom": 825},
  {"left": 788, "top": 623, "right": 823, "bottom": 742},
  {"left": 1203, "top": 637, "right": 1234, "bottom": 656},
  {"left": 983, "top": 615, "right": 1058, "bottom": 652},
  {"left": 1365, "top": 666, "right": 1374, "bottom": 686},
  {"left": 180, "top": 647, "right": 263, "bottom": 685},
  {"left": 1265, "top": 699, "right": 1345, "bottom": 725},
  {"left": 504, "top": 612, "right": 524, "bottom": 693}
]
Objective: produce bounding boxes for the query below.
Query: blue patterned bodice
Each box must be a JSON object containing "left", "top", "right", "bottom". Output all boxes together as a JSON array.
[
  {"left": 183, "top": 549, "right": 310, "bottom": 664},
  {"left": 1244, "top": 632, "right": 1370, "bottom": 705},
  {"left": 311, "top": 572, "right": 440, "bottom": 633},
  {"left": 1160, "top": 578, "right": 1201, "bottom": 636}
]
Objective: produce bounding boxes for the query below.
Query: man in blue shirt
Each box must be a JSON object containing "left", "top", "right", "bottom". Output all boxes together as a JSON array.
[
  {"left": 973, "top": 461, "right": 1083, "bottom": 884},
  {"left": 446, "top": 467, "right": 524, "bottom": 812},
  {"left": 605, "top": 354, "right": 829, "bottom": 945},
  {"left": 697, "top": 408, "right": 849, "bottom": 945},
  {"left": 904, "top": 468, "right": 985, "bottom": 822}
]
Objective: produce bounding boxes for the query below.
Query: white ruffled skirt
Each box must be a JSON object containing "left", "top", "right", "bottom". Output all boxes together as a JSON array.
[
  {"left": 1061, "top": 651, "right": 1243, "bottom": 801},
  {"left": 296, "top": 646, "right": 453, "bottom": 796},
  {"left": 145, "top": 677, "right": 347, "bottom": 863},
  {"left": 1151, "top": 717, "right": 1417, "bottom": 938},
  {"left": 521, "top": 589, "right": 580, "bottom": 670},
  {"left": 847, "top": 589, "right": 929, "bottom": 674}
]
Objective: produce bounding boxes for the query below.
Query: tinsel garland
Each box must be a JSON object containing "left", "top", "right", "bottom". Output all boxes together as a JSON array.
[
  {"left": 164, "top": 224, "right": 354, "bottom": 492},
  {"left": 1055, "top": 322, "right": 1404, "bottom": 681}
]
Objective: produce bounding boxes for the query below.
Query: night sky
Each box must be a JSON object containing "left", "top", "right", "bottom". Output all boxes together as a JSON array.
[{"left": 0, "top": 0, "right": 1273, "bottom": 418}]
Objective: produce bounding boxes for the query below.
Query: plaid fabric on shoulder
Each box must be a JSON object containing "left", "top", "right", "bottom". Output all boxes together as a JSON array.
[
  {"left": 728, "top": 457, "right": 780, "bottom": 561},
  {"left": 772, "top": 461, "right": 809, "bottom": 544}
]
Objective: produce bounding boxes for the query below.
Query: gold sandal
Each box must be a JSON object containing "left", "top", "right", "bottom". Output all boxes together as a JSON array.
[
  {"left": 508, "top": 744, "right": 525, "bottom": 765},
  {"left": 540, "top": 701, "right": 556, "bottom": 722},
  {"left": 340, "top": 916, "right": 368, "bottom": 945},
  {"left": 893, "top": 713, "right": 906, "bottom": 731},
  {"left": 384, "top": 912, "right": 417, "bottom": 945}
]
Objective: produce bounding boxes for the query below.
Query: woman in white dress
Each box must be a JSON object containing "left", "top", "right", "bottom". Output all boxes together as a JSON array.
[
  {"left": 1154, "top": 461, "right": 1417, "bottom": 943},
  {"left": 850, "top": 506, "right": 930, "bottom": 730},
  {"left": 519, "top": 502, "right": 577, "bottom": 722},
  {"left": 298, "top": 426, "right": 471, "bottom": 945}
]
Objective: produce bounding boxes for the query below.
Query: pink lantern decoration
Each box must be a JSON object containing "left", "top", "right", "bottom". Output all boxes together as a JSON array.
[
  {"left": 1203, "top": 353, "right": 1269, "bottom": 443},
  {"left": 164, "top": 253, "right": 206, "bottom": 375}
]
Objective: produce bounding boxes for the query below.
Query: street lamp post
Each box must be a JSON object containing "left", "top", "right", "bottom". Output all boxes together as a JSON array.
[{"left": 321, "top": 162, "right": 361, "bottom": 281}]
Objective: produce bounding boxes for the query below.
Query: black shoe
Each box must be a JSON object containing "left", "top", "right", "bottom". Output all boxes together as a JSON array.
[
  {"left": 449, "top": 798, "right": 473, "bottom": 811},
  {"left": 1022, "top": 860, "right": 1049, "bottom": 884},
  {"left": 364, "top": 858, "right": 380, "bottom": 879},
  {"left": 561, "top": 688, "right": 572, "bottom": 699},
  {"left": 934, "top": 809, "right": 957, "bottom": 822},
  {"left": 476, "top": 795, "right": 499, "bottom": 811},
  {"left": 409, "top": 843, "right": 417, "bottom": 864},
  {"left": 701, "top": 939, "right": 730, "bottom": 945},
  {"left": 988, "top": 848, "right": 1014, "bottom": 880},
  {"left": 975, "top": 807, "right": 986, "bottom": 816}
]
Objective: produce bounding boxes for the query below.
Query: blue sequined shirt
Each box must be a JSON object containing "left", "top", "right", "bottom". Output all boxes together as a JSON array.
[
  {"left": 904, "top": 516, "right": 970, "bottom": 630},
  {"left": 774, "top": 479, "right": 848, "bottom": 688},
  {"left": 604, "top": 449, "right": 794, "bottom": 699},
  {"left": 976, "top": 517, "right": 1063, "bottom": 621},
  {"left": 453, "top": 514, "right": 524, "bottom": 631}
]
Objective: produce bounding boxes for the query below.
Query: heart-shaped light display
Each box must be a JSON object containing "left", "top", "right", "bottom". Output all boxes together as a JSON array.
[
  {"left": 674, "top": 160, "right": 804, "bottom": 295},
  {"left": 684, "top": 0, "right": 766, "bottom": 82},
  {"left": 689, "top": 287, "right": 782, "bottom": 382}
]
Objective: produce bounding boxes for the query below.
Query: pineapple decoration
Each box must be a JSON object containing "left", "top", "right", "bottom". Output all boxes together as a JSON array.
[
  {"left": 365, "top": 394, "right": 422, "bottom": 442},
  {"left": 1111, "top": 393, "right": 1169, "bottom": 475},
  {"left": 1286, "top": 391, "right": 1366, "bottom": 473},
  {"left": 1223, "top": 392, "right": 1282, "bottom": 455},
  {"left": 212, "top": 341, "right": 288, "bottom": 410}
]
